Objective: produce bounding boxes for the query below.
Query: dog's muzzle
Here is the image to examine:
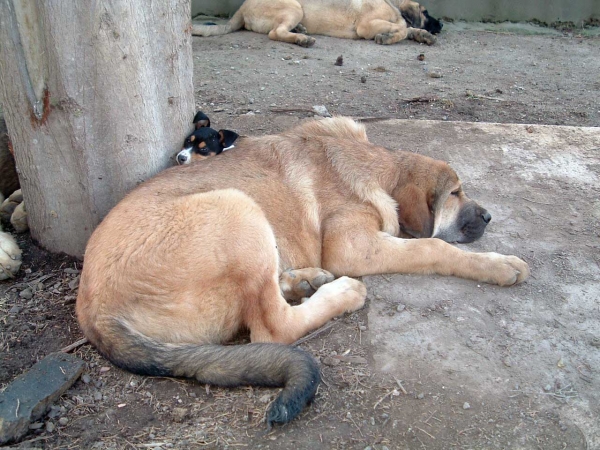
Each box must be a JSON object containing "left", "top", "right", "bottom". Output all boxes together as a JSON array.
[{"left": 177, "top": 148, "right": 192, "bottom": 165}]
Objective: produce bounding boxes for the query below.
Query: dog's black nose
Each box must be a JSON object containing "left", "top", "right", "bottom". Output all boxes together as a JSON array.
[
  {"left": 481, "top": 211, "right": 492, "bottom": 224},
  {"left": 177, "top": 154, "right": 188, "bottom": 164}
]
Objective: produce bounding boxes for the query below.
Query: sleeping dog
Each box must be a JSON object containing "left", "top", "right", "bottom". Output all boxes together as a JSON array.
[{"left": 176, "top": 111, "right": 239, "bottom": 165}]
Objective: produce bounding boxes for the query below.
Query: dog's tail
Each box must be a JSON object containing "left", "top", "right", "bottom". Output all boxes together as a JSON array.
[
  {"left": 191, "top": 9, "right": 245, "bottom": 37},
  {"left": 95, "top": 319, "right": 320, "bottom": 427}
]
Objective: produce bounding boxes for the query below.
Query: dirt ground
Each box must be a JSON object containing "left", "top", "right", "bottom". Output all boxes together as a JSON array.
[{"left": 1, "top": 22, "right": 599, "bottom": 450}]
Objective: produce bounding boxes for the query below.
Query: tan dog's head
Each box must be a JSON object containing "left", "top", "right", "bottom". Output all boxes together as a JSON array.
[
  {"left": 398, "top": 1, "right": 443, "bottom": 34},
  {"left": 391, "top": 158, "right": 490, "bottom": 243}
]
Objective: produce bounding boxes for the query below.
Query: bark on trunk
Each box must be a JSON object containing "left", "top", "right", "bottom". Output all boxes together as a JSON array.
[{"left": 0, "top": 0, "right": 194, "bottom": 257}]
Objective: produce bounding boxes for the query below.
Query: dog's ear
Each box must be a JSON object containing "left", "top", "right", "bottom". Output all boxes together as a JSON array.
[
  {"left": 193, "top": 111, "right": 211, "bottom": 129},
  {"left": 400, "top": 3, "right": 423, "bottom": 28},
  {"left": 218, "top": 129, "right": 239, "bottom": 148},
  {"left": 394, "top": 184, "right": 434, "bottom": 238}
]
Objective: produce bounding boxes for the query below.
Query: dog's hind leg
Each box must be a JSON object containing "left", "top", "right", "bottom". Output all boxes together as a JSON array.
[
  {"left": 250, "top": 275, "right": 366, "bottom": 345},
  {"left": 265, "top": 4, "right": 315, "bottom": 47}
]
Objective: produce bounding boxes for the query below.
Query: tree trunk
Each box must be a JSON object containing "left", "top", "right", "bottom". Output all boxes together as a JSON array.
[{"left": 0, "top": 0, "right": 194, "bottom": 257}]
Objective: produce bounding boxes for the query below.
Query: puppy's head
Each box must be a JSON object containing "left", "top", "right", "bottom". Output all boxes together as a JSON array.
[
  {"left": 177, "top": 127, "right": 239, "bottom": 165},
  {"left": 400, "top": 2, "right": 443, "bottom": 34},
  {"left": 392, "top": 158, "right": 490, "bottom": 243}
]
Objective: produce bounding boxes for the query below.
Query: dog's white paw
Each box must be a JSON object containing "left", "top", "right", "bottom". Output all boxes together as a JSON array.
[
  {"left": 0, "top": 228, "right": 22, "bottom": 280},
  {"left": 478, "top": 253, "right": 530, "bottom": 286}
]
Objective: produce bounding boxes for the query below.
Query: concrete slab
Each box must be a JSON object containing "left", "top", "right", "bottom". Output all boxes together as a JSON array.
[
  {"left": 362, "top": 119, "right": 599, "bottom": 448},
  {"left": 0, "top": 352, "right": 84, "bottom": 445}
]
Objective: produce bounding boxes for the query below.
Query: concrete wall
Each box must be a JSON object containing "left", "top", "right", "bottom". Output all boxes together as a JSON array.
[{"left": 191, "top": 0, "right": 600, "bottom": 24}]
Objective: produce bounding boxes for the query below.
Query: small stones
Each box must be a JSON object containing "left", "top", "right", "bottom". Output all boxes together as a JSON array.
[
  {"left": 58, "top": 417, "right": 69, "bottom": 426},
  {"left": 544, "top": 384, "right": 553, "bottom": 392},
  {"left": 417, "top": 393, "right": 425, "bottom": 400},
  {"left": 19, "top": 288, "right": 33, "bottom": 300},
  {"left": 312, "top": 105, "right": 331, "bottom": 117},
  {"left": 427, "top": 70, "right": 442, "bottom": 78},
  {"left": 360, "top": 75, "right": 367, "bottom": 83},
  {"left": 335, "top": 55, "right": 344, "bottom": 66},
  {"left": 172, "top": 407, "right": 189, "bottom": 423},
  {"left": 463, "top": 402, "right": 471, "bottom": 410},
  {"left": 417, "top": 53, "right": 425, "bottom": 61},
  {"left": 46, "top": 421, "right": 56, "bottom": 433},
  {"left": 81, "top": 374, "right": 91, "bottom": 384},
  {"left": 396, "top": 304, "right": 406, "bottom": 313}
]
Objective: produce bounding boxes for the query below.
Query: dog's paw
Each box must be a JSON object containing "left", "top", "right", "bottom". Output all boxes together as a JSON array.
[
  {"left": 317, "top": 276, "right": 367, "bottom": 312},
  {"left": 0, "top": 189, "right": 22, "bottom": 223},
  {"left": 11, "top": 201, "right": 28, "bottom": 233},
  {"left": 374, "top": 32, "right": 395, "bottom": 45},
  {"left": 416, "top": 31, "right": 436, "bottom": 45},
  {"left": 479, "top": 253, "right": 530, "bottom": 286},
  {"left": 296, "top": 35, "right": 316, "bottom": 47},
  {"left": 291, "top": 23, "right": 308, "bottom": 34},
  {"left": 0, "top": 229, "right": 22, "bottom": 280},
  {"left": 280, "top": 268, "right": 335, "bottom": 301}
]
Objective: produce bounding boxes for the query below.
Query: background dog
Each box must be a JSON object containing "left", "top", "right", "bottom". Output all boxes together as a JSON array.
[
  {"left": 77, "top": 117, "right": 528, "bottom": 427},
  {"left": 192, "top": 0, "right": 442, "bottom": 47}
]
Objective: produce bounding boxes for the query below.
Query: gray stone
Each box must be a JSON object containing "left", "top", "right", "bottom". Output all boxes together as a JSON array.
[
  {"left": 312, "top": 105, "right": 331, "bottom": 117},
  {"left": 19, "top": 288, "right": 33, "bottom": 300},
  {"left": 0, "top": 352, "right": 84, "bottom": 445}
]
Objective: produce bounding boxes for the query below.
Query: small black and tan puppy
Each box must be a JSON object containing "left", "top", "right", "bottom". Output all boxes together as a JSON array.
[{"left": 177, "top": 112, "right": 239, "bottom": 165}]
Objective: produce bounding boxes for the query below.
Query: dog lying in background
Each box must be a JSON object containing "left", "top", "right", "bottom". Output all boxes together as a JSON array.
[
  {"left": 176, "top": 111, "right": 239, "bottom": 164},
  {"left": 77, "top": 116, "right": 529, "bottom": 428},
  {"left": 0, "top": 115, "right": 22, "bottom": 280},
  {"left": 192, "top": 0, "right": 443, "bottom": 46}
]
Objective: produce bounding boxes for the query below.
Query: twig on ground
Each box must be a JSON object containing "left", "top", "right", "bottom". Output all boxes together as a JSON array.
[
  {"left": 373, "top": 389, "right": 398, "bottom": 409},
  {"left": 393, "top": 377, "right": 408, "bottom": 395},
  {"left": 465, "top": 90, "right": 506, "bottom": 101},
  {"left": 293, "top": 322, "right": 336, "bottom": 346},
  {"left": 61, "top": 337, "right": 89, "bottom": 353},
  {"left": 415, "top": 426, "right": 436, "bottom": 440}
]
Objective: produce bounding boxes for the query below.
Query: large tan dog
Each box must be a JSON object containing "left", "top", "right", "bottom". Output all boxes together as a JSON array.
[
  {"left": 192, "top": 0, "right": 443, "bottom": 46},
  {"left": 76, "top": 117, "right": 529, "bottom": 427}
]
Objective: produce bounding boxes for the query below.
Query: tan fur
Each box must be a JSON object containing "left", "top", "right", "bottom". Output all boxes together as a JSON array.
[
  {"left": 77, "top": 117, "right": 529, "bottom": 402},
  {"left": 192, "top": 0, "right": 437, "bottom": 46}
]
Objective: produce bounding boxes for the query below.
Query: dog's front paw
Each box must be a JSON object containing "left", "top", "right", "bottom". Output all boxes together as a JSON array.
[
  {"left": 479, "top": 253, "right": 530, "bottom": 286},
  {"left": 416, "top": 30, "right": 436, "bottom": 45},
  {"left": 0, "top": 230, "right": 22, "bottom": 280}
]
